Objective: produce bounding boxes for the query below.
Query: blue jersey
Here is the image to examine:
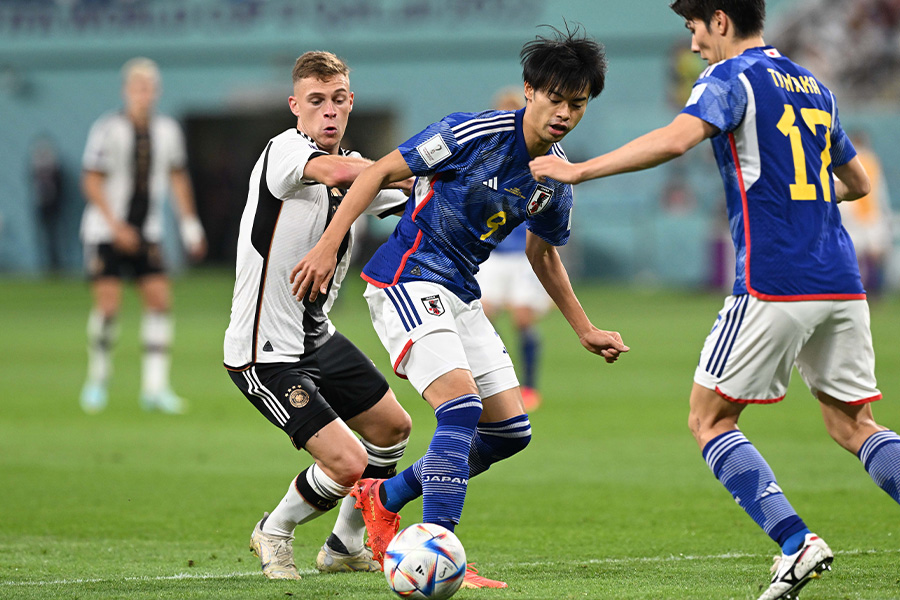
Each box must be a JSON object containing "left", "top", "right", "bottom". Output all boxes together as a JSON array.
[
  {"left": 681, "top": 46, "right": 864, "bottom": 300},
  {"left": 362, "top": 108, "right": 573, "bottom": 302},
  {"left": 492, "top": 221, "right": 527, "bottom": 254}
]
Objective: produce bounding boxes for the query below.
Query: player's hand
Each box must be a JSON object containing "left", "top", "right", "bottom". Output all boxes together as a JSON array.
[
  {"left": 578, "top": 327, "right": 630, "bottom": 363},
  {"left": 390, "top": 176, "right": 415, "bottom": 196},
  {"left": 290, "top": 241, "right": 337, "bottom": 303},
  {"left": 112, "top": 222, "right": 141, "bottom": 254},
  {"left": 530, "top": 155, "right": 582, "bottom": 184}
]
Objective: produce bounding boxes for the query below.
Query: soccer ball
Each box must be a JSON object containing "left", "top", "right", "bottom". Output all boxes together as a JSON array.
[{"left": 383, "top": 522, "right": 467, "bottom": 600}]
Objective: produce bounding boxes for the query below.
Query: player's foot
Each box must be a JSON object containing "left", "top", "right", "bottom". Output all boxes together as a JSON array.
[
  {"left": 757, "top": 533, "right": 833, "bottom": 600},
  {"left": 250, "top": 513, "right": 301, "bottom": 580},
  {"left": 315, "top": 542, "right": 380, "bottom": 572},
  {"left": 140, "top": 389, "right": 187, "bottom": 414},
  {"left": 461, "top": 563, "right": 508, "bottom": 589},
  {"left": 80, "top": 381, "right": 108, "bottom": 414},
  {"left": 521, "top": 386, "right": 542, "bottom": 412},
  {"left": 350, "top": 478, "right": 400, "bottom": 568}
]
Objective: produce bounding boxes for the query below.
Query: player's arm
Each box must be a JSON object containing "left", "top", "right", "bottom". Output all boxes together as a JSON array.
[
  {"left": 82, "top": 169, "right": 141, "bottom": 254},
  {"left": 525, "top": 231, "right": 629, "bottom": 363},
  {"left": 530, "top": 113, "right": 717, "bottom": 184},
  {"left": 833, "top": 156, "right": 871, "bottom": 202},
  {"left": 304, "top": 154, "right": 415, "bottom": 192},
  {"left": 169, "top": 167, "right": 206, "bottom": 260},
  {"left": 290, "top": 149, "right": 414, "bottom": 301}
]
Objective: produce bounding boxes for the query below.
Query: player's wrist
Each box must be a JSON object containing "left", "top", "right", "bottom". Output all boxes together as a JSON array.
[{"left": 180, "top": 215, "right": 205, "bottom": 249}]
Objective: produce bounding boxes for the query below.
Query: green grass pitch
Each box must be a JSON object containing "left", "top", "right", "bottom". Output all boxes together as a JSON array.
[{"left": 1, "top": 269, "right": 898, "bottom": 599}]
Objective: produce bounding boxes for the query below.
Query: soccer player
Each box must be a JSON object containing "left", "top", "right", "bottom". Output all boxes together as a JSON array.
[
  {"left": 79, "top": 57, "right": 206, "bottom": 414},
  {"left": 475, "top": 87, "right": 553, "bottom": 412},
  {"left": 223, "top": 51, "right": 413, "bottom": 580},
  {"left": 529, "top": 2, "right": 900, "bottom": 598},
  {"left": 291, "top": 26, "right": 628, "bottom": 588}
]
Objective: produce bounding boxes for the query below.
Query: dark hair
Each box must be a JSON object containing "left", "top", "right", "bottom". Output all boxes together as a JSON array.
[
  {"left": 520, "top": 23, "right": 607, "bottom": 100},
  {"left": 670, "top": 0, "right": 766, "bottom": 39}
]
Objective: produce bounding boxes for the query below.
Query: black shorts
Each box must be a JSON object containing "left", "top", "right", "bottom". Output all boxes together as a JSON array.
[
  {"left": 227, "top": 331, "right": 390, "bottom": 449},
  {"left": 85, "top": 242, "right": 166, "bottom": 280}
]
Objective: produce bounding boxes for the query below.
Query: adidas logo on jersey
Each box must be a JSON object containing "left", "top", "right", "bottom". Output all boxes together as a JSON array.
[
  {"left": 482, "top": 177, "right": 498, "bottom": 190},
  {"left": 263, "top": 341, "right": 274, "bottom": 352}
]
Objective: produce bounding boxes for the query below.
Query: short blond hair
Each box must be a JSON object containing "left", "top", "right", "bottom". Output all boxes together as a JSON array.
[
  {"left": 121, "top": 57, "right": 160, "bottom": 86},
  {"left": 292, "top": 51, "right": 350, "bottom": 83}
]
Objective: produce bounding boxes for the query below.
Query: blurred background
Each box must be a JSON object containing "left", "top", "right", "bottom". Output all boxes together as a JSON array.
[{"left": 0, "top": 0, "right": 898, "bottom": 291}]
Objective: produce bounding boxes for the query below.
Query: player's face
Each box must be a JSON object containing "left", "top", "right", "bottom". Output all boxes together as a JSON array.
[
  {"left": 123, "top": 73, "right": 158, "bottom": 122},
  {"left": 685, "top": 18, "right": 721, "bottom": 64},
  {"left": 522, "top": 82, "right": 588, "bottom": 155},
  {"left": 290, "top": 75, "right": 353, "bottom": 154}
]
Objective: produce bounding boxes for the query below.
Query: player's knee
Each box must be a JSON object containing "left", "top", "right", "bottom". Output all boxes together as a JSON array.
[{"left": 327, "top": 443, "right": 369, "bottom": 487}]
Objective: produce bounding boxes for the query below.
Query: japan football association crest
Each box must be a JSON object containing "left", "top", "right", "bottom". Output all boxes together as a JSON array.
[
  {"left": 422, "top": 295, "right": 445, "bottom": 316},
  {"left": 527, "top": 184, "right": 554, "bottom": 216}
]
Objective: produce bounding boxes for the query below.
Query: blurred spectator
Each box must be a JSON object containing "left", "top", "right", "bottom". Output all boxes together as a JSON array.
[
  {"left": 29, "top": 134, "right": 65, "bottom": 272},
  {"left": 840, "top": 131, "right": 894, "bottom": 296},
  {"left": 668, "top": 41, "right": 706, "bottom": 109}
]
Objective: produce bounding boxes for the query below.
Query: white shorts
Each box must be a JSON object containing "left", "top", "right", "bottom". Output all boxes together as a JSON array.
[
  {"left": 365, "top": 281, "right": 518, "bottom": 397},
  {"left": 694, "top": 295, "right": 881, "bottom": 404},
  {"left": 475, "top": 252, "right": 552, "bottom": 313}
]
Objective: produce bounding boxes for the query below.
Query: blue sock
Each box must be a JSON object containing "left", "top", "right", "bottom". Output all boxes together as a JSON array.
[
  {"left": 520, "top": 327, "right": 539, "bottom": 389},
  {"left": 703, "top": 430, "right": 808, "bottom": 552},
  {"left": 382, "top": 462, "right": 422, "bottom": 514},
  {"left": 420, "top": 394, "right": 482, "bottom": 531},
  {"left": 469, "top": 415, "right": 532, "bottom": 477},
  {"left": 858, "top": 430, "right": 900, "bottom": 504}
]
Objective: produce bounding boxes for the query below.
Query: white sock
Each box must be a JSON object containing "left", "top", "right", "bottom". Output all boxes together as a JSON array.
[
  {"left": 264, "top": 466, "right": 351, "bottom": 538},
  {"left": 141, "top": 311, "right": 172, "bottom": 395},
  {"left": 329, "top": 438, "right": 409, "bottom": 553},
  {"left": 86, "top": 309, "right": 117, "bottom": 384}
]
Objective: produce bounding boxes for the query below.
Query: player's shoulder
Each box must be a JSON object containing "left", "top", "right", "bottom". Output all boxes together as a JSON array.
[
  {"left": 269, "top": 128, "right": 320, "bottom": 152},
  {"left": 446, "top": 109, "right": 517, "bottom": 144}
]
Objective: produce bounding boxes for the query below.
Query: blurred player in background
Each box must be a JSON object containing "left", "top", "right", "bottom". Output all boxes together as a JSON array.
[
  {"left": 531, "top": 2, "right": 900, "bottom": 599},
  {"left": 292, "top": 25, "right": 627, "bottom": 589},
  {"left": 840, "top": 130, "right": 893, "bottom": 297},
  {"left": 475, "top": 87, "right": 553, "bottom": 412},
  {"left": 223, "top": 51, "right": 412, "bottom": 580},
  {"left": 79, "top": 57, "right": 206, "bottom": 414}
]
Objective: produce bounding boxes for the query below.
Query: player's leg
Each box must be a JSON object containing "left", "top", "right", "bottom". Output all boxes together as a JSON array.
[
  {"left": 230, "top": 362, "right": 367, "bottom": 580},
  {"left": 315, "top": 333, "right": 413, "bottom": 571},
  {"left": 796, "top": 299, "right": 899, "bottom": 505},
  {"left": 136, "top": 270, "right": 183, "bottom": 413},
  {"left": 692, "top": 296, "right": 832, "bottom": 600},
  {"left": 81, "top": 274, "right": 122, "bottom": 413},
  {"left": 511, "top": 305, "right": 542, "bottom": 410}
]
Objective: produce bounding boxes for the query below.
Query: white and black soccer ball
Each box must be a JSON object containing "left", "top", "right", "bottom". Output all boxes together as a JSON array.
[{"left": 383, "top": 522, "right": 467, "bottom": 600}]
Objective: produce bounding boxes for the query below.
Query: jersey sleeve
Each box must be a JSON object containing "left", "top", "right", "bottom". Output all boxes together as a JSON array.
[
  {"left": 165, "top": 118, "right": 188, "bottom": 170},
  {"left": 828, "top": 97, "right": 857, "bottom": 168},
  {"left": 82, "top": 116, "right": 113, "bottom": 173},
  {"left": 397, "top": 114, "right": 468, "bottom": 175},
  {"left": 526, "top": 182, "right": 574, "bottom": 247},
  {"left": 680, "top": 69, "right": 748, "bottom": 134},
  {"left": 265, "top": 136, "right": 327, "bottom": 200},
  {"left": 365, "top": 189, "right": 408, "bottom": 218}
]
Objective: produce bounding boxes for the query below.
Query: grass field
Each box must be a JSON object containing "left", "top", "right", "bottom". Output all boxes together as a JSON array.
[{"left": 1, "top": 269, "right": 898, "bottom": 600}]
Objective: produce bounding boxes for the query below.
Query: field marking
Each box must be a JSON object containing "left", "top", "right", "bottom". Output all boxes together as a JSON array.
[{"left": 4, "top": 548, "right": 898, "bottom": 587}]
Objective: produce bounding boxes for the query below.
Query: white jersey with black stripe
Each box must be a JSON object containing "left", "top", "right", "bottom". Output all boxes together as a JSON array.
[
  {"left": 223, "top": 128, "right": 406, "bottom": 369},
  {"left": 80, "top": 111, "right": 187, "bottom": 244}
]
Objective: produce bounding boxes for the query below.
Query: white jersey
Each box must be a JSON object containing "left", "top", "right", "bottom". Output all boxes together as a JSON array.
[
  {"left": 223, "top": 128, "right": 406, "bottom": 369},
  {"left": 80, "top": 111, "right": 187, "bottom": 244}
]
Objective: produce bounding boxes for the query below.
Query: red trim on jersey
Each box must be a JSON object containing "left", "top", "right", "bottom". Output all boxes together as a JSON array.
[
  {"left": 727, "top": 134, "right": 866, "bottom": 303},
  {"left": 411, "top": 176, "right": 439, "bottom": 221},
  {"left": 392, "top": 339, "right": 414, "bottom": 380},
  {"left": 847, "top": 393, "right": 883, "bottom": 405},
  {"left": 252, "top": 206, "right": 284, "bottom": 363},
  {"left": 716, "top": 386, "right": 785, "bottom": 404}
]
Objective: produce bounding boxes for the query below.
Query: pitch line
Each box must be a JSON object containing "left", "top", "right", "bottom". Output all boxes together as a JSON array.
[{"left": 4, "top": 548, "right": 898, "bottom": 588}]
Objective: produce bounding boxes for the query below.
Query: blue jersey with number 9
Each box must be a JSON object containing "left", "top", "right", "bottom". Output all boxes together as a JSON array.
[
  {"left": 362, "top": 108, "right": 574, "bottom": 303},
  {"left": 681, "top": 46, "right": 864, "bottom": 300}
]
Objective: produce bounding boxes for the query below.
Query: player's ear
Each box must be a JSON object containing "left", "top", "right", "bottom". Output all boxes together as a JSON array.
[
  {"left": 713, "top": 9, "right": 728, "bottom": 35},
  {"left": 348, "top": 91, "right": 354, "bottom": 112},
  {"left": 288, "top": 96, "right": 301, "bottom": 117},
  {"left": 523, "top": 82, "right": 534, "bottom": 104}
]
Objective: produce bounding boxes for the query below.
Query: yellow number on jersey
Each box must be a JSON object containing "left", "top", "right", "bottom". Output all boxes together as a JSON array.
[
  {"left": 776, "top": 104, "right": 832, "bottom": 202},
  {"left": 481, "top": 211, "right": 507, "bottom": 241}
]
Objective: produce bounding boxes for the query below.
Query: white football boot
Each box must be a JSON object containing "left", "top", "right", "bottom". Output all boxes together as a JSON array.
[
  {"left": 250, "top": 513, "right": 301, "bottom": 580},
  {"left": 757, "top": 533, "right": 833, "bottom": 600},
  {"left": 315, "top": 542, "right": 380, "bottom": 572}
]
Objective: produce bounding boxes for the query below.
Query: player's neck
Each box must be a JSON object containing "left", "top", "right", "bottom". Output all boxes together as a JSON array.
[{"left": 723, "top": 36, "right": 766, "bottom": 60}]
